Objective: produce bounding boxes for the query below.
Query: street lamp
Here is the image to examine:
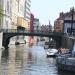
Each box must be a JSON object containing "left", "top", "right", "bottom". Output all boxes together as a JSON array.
[{"left": 70, "top": 7, "right": 74, "bottom": 35}]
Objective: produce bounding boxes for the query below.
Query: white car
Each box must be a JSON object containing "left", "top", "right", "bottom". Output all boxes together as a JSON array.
[{"left": 46, "top": 48, "right": 58, "bottom": 57}]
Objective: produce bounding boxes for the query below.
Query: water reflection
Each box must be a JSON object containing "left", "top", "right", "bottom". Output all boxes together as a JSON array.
[
  {"left": 0, "top": 42, "right": 75, "bottom": 75},
  {"left": 0, "top": 49, "right": 2, "bottom": 61},
  {"left": 21, "top": 45, "right": 58, "bottom": 75},
  {"left": 1, "top": 49, "right": 9, "bottom": 63},
  {"left": 0, "top": 49, "right": 9, "bottom": 75}
]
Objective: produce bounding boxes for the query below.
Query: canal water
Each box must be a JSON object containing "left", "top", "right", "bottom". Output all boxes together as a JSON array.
[{"left": 0, "top": 41, "right": 75, "bottom": 75}]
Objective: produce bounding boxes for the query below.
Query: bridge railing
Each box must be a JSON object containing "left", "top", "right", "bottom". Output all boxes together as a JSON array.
[
  {"left": 0, "top": 29, "right": 18, "bottom": 32},
  {"left": 0, "top": 29, "right": 65, "bottom": 36},
  {"left": 0, "top": 29, "right": 52, "bottom": 33}
]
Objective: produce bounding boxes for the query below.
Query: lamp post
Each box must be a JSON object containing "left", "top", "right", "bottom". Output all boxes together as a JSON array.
[{"left": 71, "top": 7, "right": 74, "bottom": 35}]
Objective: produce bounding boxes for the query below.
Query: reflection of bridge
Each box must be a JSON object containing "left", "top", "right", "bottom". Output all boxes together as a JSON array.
[{"left": 1, "top": 29, "right": 66, "bottom": 49}]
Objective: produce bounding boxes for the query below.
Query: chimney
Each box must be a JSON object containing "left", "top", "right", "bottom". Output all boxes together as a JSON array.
[{"left": 60, "top": 12, "right": 64, "bottom": 17}]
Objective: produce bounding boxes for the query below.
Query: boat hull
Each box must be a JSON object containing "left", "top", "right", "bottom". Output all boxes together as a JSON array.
[
  {"left": 56, "top": 57, "right": 75, "bottom": 72},
  {"left": 46, "top": 48, "right": 58, "bottom": 57},
  {"left": 57, "top": 62, "right": 75, "bottom": 72},
  {"left": 47, "top": 54, "right": 56, "bottom": 57}
]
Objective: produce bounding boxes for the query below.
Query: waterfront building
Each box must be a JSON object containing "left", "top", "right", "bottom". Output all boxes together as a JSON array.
[
  {"left": 63, "top": 8, "right": 75, "bottom": 34},
  {"left": 11, "top": 0, "right": 29, "bottom": 30},
  {"left": 24, "top": 0, "right": 31, "bottom": 29},
  {"left": 17, "top": 0, "right": 29, "bottom": 29},
  {"left": 0, "top": 0, "right": 3, "bottom": 29},
  {"left": 41, "top": 23, "right": 52, "bottom": 32},
  {"left": 10, "top": 0, "right": 30, "bottom": 44},
  {"left": 24, "top": 0, "right": 31, "bottom": 21},
  {"left": 30, "top": 13, "right": 34, "bottom": 31},
  {"left": 0, "top": 0, "right": 31, "bottom": 30},
  {"left": 54, "top": 8, "right": 75, "bottom": 34},
  {"left": 9, "top": 0, "right": 19, "bottom": 44},
  {"left": 33, "top": 18, "right": 39, "bottom": 31},
  {"left": 0, "top": 0, "right": 12, "bottom": 29},
  {"left": 11, "top": 0, "right": 18, "bottom": 29},
  {"left": 0, "top": 0, "right": 12, "bottom": 48},
  {"left": 29, "top": 13, "right": 34, "bottom": 44},
  {"left": 54, "top": 12, "right": 64, "bottom": 32}
]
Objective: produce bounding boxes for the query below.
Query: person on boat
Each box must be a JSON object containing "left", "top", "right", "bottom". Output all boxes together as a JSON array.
[{"left": 58, "top": 48, "right": 62, "bottom": 54}]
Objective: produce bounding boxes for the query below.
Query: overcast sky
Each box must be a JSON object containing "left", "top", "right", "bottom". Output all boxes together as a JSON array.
[{"left": 31, "top": 0, "right": 75, "bottom": 26}]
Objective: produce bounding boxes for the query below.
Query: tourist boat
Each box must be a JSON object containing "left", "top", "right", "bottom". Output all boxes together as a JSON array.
[{"left": 46, "top": 48, "right": 58, "bottom": 57}]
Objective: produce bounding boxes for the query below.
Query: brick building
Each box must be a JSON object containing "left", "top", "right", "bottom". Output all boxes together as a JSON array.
[
  {"left": 54, "top": 8, "right": 75, "bottom": 33},
  {"left": 30, "top": 13, "right": 34, "bottom": 31},
  {"left": 54, "top": 12, "right": 64, "bottom": 32}
]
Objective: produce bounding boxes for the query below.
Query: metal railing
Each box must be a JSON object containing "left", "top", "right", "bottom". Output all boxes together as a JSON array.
[{"left": 0, "top": 29, "right": 65, "bottom": 36}]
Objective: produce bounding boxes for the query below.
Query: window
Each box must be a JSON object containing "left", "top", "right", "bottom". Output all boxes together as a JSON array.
[
  {"left": 0, "top": 19, "right": 1, "bottom": 28},
  {"left": 7, "top": 1, "right": 9, "bottom": 13},
  {"left": 6, "top": 21, "right": 8, "bottom": 29}
]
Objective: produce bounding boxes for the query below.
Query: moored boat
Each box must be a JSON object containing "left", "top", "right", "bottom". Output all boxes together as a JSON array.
[
  {"left": 45, "top": 48, "right": 58, "bottom": 57},
  {"left": 56, "top": 56, "right": 75, "bottom": 72},
  {"left": 56, "top": 46, "right": 75, "bottom": 72}
]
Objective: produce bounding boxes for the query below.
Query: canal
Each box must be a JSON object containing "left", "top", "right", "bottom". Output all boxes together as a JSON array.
[{"left": 0, "top": 41, "right": 75, "bottom": 75}]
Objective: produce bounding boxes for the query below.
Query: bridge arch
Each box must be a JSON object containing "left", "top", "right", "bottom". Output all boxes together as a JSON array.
[
  {"left": 48, "top": 36, "right": 62, "bottom": 49},
  {"left": 2, "top": 31, "right": 64, "bottom": 49}
]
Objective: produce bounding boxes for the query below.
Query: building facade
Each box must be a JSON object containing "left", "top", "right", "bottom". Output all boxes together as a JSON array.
[
  {"left": 11, "top": 0, "right": 28, "bottom": 29},
  {"left": 0, "top": 0, "right": 32, "bottom": 44},
  {"left": 30, "top": 13, "right": 34, "bottom": 31},
  {"left": 54, "top": 8, "right": 75, "bottom": 34},
  {"left": 17, "top": 0, "right": 29, "bottom": 29},
  {"left": 41, "top": 21, "right": 52, "bottom": 32},
  {"left": 1, "top": 0, "right": 12, "bottom": 29},
  {"left": 33, "top": 18, "right": 39, "bottom": 31},
  {"left": 0, "top": 0, "right": 3, "bottom": 29},
  {"left": 24, "top": 0, "right": 31, "bottom": 22},
  {"left": 41, "top": 25, "right": 52, "bottom": 32},
  {"left": 54, "top": 12, "right": 64, "bottom": 32},
  {"left": 63, "top": 8, "right": 75, "bottom": 34},
  {"left": 11, "top": 0, "right": 18, "bottom": 29}
]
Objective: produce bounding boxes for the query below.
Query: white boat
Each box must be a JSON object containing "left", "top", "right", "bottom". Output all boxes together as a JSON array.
[{"left": 46, "top": 48, "right": 58, "bottom": 57}]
